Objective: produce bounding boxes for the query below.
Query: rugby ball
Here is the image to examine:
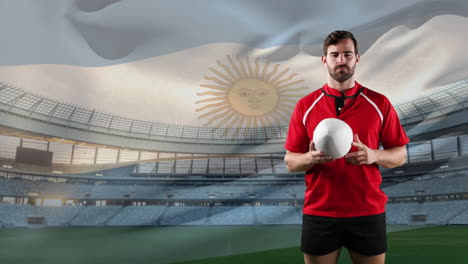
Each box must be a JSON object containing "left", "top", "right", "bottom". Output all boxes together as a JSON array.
[{"left": 313, "top": 118, "right": 353, "bottom": 159}]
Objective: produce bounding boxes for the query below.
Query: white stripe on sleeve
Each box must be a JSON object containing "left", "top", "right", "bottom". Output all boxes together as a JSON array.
[
  {"left": 302, "top": 93, "right": 324, "bottom": 126},
  {"left": 360, "top": 93, "right": 383, "bottom": 123}
]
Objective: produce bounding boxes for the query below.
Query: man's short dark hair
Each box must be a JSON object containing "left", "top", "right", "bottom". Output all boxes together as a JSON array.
[{"left": 323, "top": 30, "right": 358, "bottom": 55}]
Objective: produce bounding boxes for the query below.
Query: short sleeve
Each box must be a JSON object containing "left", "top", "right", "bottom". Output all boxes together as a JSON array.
[
  {"left": 284, "top": 102, "right": 310, "bottom": 153},
  {"left": 380, "top": 99, "right": 410, "bottom": 149}
]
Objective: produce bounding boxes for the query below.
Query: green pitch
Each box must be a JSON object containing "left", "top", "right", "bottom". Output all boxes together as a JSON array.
[
  {"left": 0, "top": 225, "right": 466, "bottom": 264},
  {"left": 175, "top": 225, "right": 468, "bottom": 264}
]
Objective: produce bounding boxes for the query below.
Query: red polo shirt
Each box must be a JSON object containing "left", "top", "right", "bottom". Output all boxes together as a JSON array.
[{"left": 285, "top": 82, "right": 409, "bottom": 217}]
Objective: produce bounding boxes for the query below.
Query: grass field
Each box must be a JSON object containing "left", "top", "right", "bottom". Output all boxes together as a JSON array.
[
  {"left": 176, "top": 225, "right": 468, "bottom": 264},
  {"left": 0, "top": 225, "right": 466, "bottom": 264}
]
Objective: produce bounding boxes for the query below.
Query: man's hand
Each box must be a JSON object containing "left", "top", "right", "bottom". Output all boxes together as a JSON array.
[
  {"left": 344, "top": 134, "right": 378, "bottom": 165},
  {"left": 284, "top": 141, "right": 334, "bottom": 172},
  {"left": 307, "top": 140, "right": 335, "bottom": 165}
]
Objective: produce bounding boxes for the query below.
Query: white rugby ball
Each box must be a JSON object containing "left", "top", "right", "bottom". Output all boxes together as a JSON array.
[{"left": 313, "top": 118, "right": 353, "bottom": 159}]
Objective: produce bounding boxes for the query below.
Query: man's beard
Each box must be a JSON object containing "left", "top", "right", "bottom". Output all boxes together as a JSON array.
[{"left": 328, "top": 64, "right": 356, "bottom": 83}]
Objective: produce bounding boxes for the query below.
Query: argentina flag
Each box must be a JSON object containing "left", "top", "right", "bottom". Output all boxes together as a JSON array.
[
  {"left": 1, "top": 1, "right": 468, "bottom": 263},
  {"left": 1, "top": 0, "right": 468, "bottom": 127}
]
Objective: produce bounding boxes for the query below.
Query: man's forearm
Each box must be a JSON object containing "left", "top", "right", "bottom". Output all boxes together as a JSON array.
[
  {"left": 284, "top": 152, "right": 315, "bottom": 172},
  {"left": 374, "top": 146, "right": 407, "bottom": 168}
]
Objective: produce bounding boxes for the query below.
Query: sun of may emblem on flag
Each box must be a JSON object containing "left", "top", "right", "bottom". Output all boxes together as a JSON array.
[{"left": 195, "top": 55, "right": 308, "bottom": 135}]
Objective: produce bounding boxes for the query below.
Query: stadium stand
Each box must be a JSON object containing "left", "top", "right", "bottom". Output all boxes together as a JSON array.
[
  {"left": 0, "top": 204, "right": 29, "bottom": 227},
  {"left": 107, "top": 206, "right": 166, "bottom": 226},
  {"left": 448, "top": 207, "right": 468, "bottom": 225},
  {"left": 160, "top": 206, "right": 209, "bottom": 225},
  {"left": 31, "top": 206, "right": 83, "bottom": 227},
  {"left": 386, "top": 201, "right": 468, "bottom": 225},
  {"left": 1, "top": 78, "right": 467, "bottom": 142},
  {"left": 2, "top": 79, "right": 468, "bottom": 228},
  {"left": 382, "top": 174, "right": 468, "bottom": 197},
  {"left": 255, "top": 206, "right": 302, "bottom": 225},
  {"left": 69, "top": 206, "right": 122, "bottom": 226},
  {"left": 209, "top": 206, "right": 255, "bottom": 225},
  {"left": 1, "top": 197, "right": 468, "bottom": 227}
]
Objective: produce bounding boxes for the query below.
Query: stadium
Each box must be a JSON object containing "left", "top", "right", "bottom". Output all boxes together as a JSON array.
[
  {"left": 2, "top": 3, "right": 468, "bottom": 263},
  {"left": 1, "top": 73, "right": 468, "bottom": 263}
]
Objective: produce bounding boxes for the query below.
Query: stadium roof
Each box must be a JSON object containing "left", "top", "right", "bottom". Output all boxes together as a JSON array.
[{"left": 1, "top": 79, "right": 468, "bottom": 153}]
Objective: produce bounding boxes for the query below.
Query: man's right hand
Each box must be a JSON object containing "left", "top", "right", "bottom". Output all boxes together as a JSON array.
[
  {"left": 307, "top": 140, "right": 334, "bottom": 165},
  {"left": 284, "top": 141, "right": 334, "bottom": 172}
]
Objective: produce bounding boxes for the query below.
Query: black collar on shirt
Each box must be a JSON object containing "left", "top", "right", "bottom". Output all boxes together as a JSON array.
[{"left": 320, "top": 87, "right": 364, "bottom": 116}]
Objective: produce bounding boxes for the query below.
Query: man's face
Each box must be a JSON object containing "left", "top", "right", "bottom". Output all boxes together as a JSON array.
[{"left": 322, "top": 39, "right": 360, "bottom": 83}]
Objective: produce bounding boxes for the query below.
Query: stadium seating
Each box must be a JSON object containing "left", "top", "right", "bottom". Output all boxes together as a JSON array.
[
  {"left": 448, "top": 207, "right": 468, "bottom": 225},
  {"left": 107, "top": 206, "right": 166, "bottom": 226},
  {"left": 1, "top": 200, "right": 468, "bottom": 227},
  {"left": 160, "top": 206, "right": 209, "bottom": 225},
  {"left": 0, "top": 204, "right": 29, "bottom": 227},
  {"left": 386, "top": 201, "right": 468, "bottom": 225},
  {"left": 382, "top": 174, "right": 468, "bottom": 196},
  {"left": 69, "top": 206, "right": 122, "bottom": 226},
  {"left": 209, "top": 206, "right": 255, "bottom": 225},
  {"left": 255, "top": 206, "right": 302, "bottom": 225}
]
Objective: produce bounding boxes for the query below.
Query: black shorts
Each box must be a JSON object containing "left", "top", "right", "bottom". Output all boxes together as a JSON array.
[{"left": 301, "top": 213, "right": 387, "bottom": 256}]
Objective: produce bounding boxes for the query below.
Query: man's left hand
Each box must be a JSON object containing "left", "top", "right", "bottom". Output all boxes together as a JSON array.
[{"left": 345, "top": 134, "right": 378, "bottom": 165}]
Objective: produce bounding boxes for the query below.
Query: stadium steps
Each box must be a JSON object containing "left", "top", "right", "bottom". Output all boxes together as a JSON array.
[
  {"left": 107, "top": 206, "right": 137, "bottom": 226},
  {"left": 203, "top": 207, "right": 210, "bottom": 225},
  {"left": 447, "top": 205, "right": 468, "bottom": 224},
  {"left": 206, "top": 206, "right": 214, "bottom": 225},
  {"left": 294, "top": 206, "right": 302, "bottom": 217},
  {"left": 252, "top": 206, "right": 261, "bottom": 225},
  {"left": 103, "top": 206, "right": 127, "bottom": 226},
  {"left": 154, "top": 206, "right": 169, "bottom": 226},
  {"left": 65, "top": 206, "right": 87, "bottom": 226}
]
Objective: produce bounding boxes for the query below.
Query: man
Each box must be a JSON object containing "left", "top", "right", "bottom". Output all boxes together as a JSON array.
[{"left": 284, "top": 30, "right": 409, "bottom": 264}]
